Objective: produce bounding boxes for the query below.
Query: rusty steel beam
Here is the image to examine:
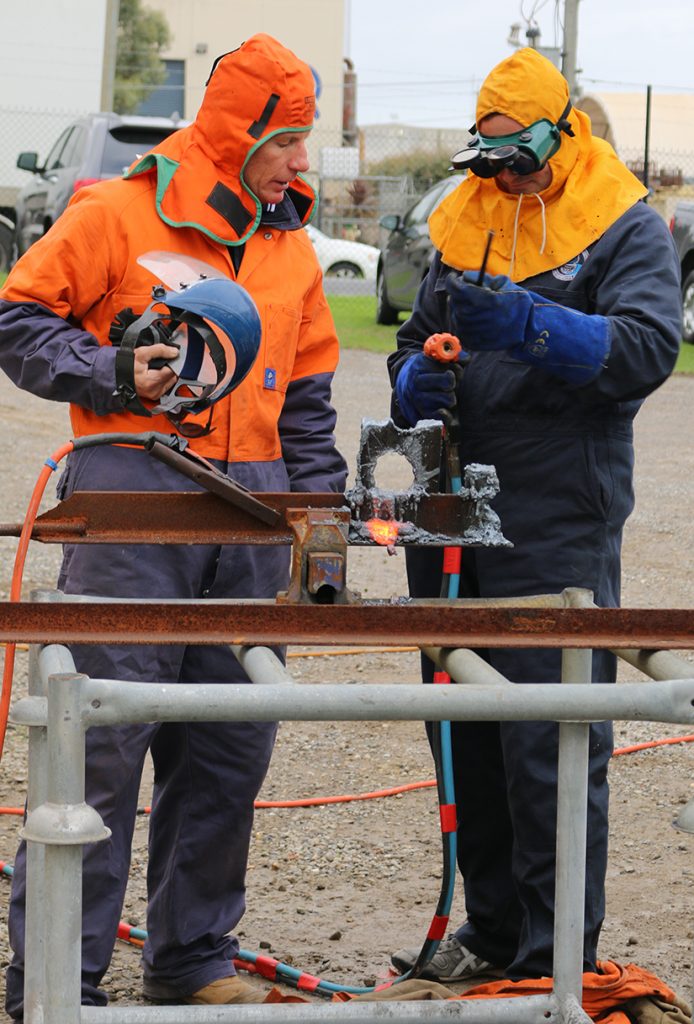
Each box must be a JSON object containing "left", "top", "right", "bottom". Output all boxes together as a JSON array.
[
  {"left": 0, "top": 602, "right": 693, "bottom": 648},
  {"left": 0, "top": 491, "right": 500, "bottom": 547}
]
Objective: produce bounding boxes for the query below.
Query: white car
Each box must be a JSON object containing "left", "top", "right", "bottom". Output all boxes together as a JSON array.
[{"left": 305, "top": 223, "right": 379, "bottom": 281}]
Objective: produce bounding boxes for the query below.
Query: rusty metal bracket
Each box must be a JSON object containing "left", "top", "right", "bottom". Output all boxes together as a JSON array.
[{"left": 277, "top": 508, "right": 358, "bottom": 605}]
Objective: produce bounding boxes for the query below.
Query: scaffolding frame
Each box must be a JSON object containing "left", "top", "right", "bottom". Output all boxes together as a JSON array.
[{"left": 7, "top": 587, "right": 694, "bottom": 1023}]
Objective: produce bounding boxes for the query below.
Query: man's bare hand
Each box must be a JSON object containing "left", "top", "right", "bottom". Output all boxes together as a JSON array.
[{"left": 133, "top": 344, "right": 179, "bottom": 401}]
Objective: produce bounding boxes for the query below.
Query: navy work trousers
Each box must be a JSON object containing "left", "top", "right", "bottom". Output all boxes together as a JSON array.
[
  {"left": 407, "top": 421, "right": 635, "bottom": 979},
  {"left": 6, "top": 446, "right": 289, "bottom": 1016}
]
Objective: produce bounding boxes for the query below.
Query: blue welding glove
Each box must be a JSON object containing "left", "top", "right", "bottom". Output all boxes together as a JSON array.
[
  {"left": 445, "top": 271, "right": 610, "bottom": 386},
  {"left": 394, "top": 352, "right": 463, "bottom": 426}
]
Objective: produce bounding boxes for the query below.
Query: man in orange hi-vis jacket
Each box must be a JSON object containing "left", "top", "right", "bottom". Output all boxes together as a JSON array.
[{"left": 0, "top": 34, "right": 346, "bottom": 1013}]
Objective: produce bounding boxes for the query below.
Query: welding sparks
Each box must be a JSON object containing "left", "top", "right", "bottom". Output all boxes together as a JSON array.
[{"left": 365, "top": 518, "right": 399, "bottom": 547}]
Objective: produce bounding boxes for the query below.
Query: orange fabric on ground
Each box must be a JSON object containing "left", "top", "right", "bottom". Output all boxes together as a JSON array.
[
  {"left": 458, "top": 960, "right": 680, "bottom": 1023},
  {"left": 331, "top": 961, "right": 690, "bottom": 1024}
]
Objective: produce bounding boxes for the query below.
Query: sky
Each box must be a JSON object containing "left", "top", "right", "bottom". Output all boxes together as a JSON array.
[{"left": 347, "top": 0, "right": 694, "bottom": 128}]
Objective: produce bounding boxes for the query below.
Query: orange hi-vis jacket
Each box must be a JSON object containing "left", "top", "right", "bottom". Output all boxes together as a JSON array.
[
  {"left": 0, "top": 34, "right": 343, "bottom": 469},
  {"left": 2, "top": 179, "right": 337, "bottom": 463}
]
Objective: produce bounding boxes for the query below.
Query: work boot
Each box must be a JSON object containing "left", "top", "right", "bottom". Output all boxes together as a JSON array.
[
  {"left": 391, "top": 935, "right": 504, "bottom": 983},
  {"left": 185, "top": 976, "right": 267, "bottom": 1004}
]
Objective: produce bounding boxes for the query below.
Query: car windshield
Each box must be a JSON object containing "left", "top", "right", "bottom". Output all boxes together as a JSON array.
[{"left": 102, "top": 127, "right": 175, "bottom": 176}]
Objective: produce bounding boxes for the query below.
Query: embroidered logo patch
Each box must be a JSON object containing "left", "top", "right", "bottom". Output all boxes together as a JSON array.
[
  {"left": 264, "top": 367, "right": 278, "bottom": 390},
  {"left": 552, "top": 250, "right": 589, "bottom": 281}
]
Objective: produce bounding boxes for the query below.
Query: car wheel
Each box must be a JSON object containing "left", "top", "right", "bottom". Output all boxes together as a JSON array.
[
  {"left": 376, "top": 270, "right": 399, "bottom": 325},
  {"left": 682, "top": 268, "right": 694, "bottom": 345},
  {"left": 326, "top": 261, "right": 363, "bottom": 279}
]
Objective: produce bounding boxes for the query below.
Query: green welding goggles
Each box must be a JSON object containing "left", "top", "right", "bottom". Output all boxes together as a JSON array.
[{"left": 451, "top": 100, "right": 574, "bottom": 178}]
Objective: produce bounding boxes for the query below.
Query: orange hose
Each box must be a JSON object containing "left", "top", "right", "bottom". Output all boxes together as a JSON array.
[
  {"left": 254, "top": 779, "right": 437, "bottom": 808},
  {"left": 0, "top": 442, "right": 74, "bottom": 762},
  {"left": 612, "top": 734, "right": 694, "bottom": 756},
  {"left": 287, "top": 646, "right": 418, "bottom": 659},
  {"left": 0, "top": 733, "right": 692, "bottom": 819},
  {"left": 92, "top": 733, "right": 694, "bottom": 817}
]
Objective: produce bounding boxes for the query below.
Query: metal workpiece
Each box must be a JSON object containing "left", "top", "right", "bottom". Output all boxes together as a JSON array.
[
  {"left": 4, "top": 490, "right": 348, "bottom": 546},
  {"left": 351, "top": 418, "right": 445, "bottom": 495},
  {"left": 77, "top": 677, "right": 694, "bottom": 728},
  {"left": 1, "top": 487, "right": 507, "bottom": 550},
  {"left": 0, "top": 414, "right": 511, "bottom": 552},
  {"left": 79, "top": 992, "right": 559, "bottom": 1022},
  {"left": 346, "top": 419, "right": 508, "bottom": 548}
]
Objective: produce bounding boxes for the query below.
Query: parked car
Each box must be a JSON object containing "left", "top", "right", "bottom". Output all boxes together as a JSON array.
[
  {"left": 304, "top": 223, "right": 379, "bottom": 281},
  {"left": 669, "top": 200, "right": 694, "bottom": 344},
  {"left": 0, "top": 213, "right": 13, "bottom": 275},
  {"left": 13, "top": 112, "right": 185, "bottom": 260},
  {"left": 376, "top": 175, "right": 464, "bottom": 324}
]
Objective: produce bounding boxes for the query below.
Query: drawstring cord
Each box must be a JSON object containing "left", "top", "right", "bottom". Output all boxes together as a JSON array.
[
  {"left": 509, "top": 193, "right": 524, "bottom": 278},
  {"left": 508, "top": 190, "right": 547, "bottom": 278}
]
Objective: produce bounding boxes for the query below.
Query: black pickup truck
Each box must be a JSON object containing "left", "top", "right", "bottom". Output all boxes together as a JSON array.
[{"left": 669, "top": 199, "right": 694, "bottom": 344}]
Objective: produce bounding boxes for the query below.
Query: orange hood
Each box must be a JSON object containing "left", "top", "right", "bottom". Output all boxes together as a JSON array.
[
  {"left": 429, "top": 48, "right": 647, "bottom": 281},
  {"left": 124, "top": 33, "right": 317, "bottom": 245}
]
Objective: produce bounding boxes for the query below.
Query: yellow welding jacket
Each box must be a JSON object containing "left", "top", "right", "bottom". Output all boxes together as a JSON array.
[{"left": 429, "top": 47, "right": 647, "bottom": 281}]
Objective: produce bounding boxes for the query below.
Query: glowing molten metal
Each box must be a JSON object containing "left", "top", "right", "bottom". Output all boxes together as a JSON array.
[{"left": 365, "top": 518, "right": 399, "bottom": 546}]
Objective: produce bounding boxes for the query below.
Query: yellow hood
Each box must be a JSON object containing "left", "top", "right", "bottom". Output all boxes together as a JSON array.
[{"left": 429, "top": 47, "right": 647, "bottom": 281}]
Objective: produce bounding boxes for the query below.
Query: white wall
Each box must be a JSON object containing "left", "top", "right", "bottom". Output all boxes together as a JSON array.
[
  {"left": 146, "top": 1, "right": 346, "bottom": 198},
  {"left": 0, "top": 0, "right": 107, "bottom": 204},
  {"left": 149, "top": 0, "right": 345, "bottom": 127}
]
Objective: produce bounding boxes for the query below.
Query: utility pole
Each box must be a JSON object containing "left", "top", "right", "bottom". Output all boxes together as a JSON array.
[
  {"left": 561, "top": 0, "right": 581, "bottom": 99},
  {"left": 100, "top": 0, "right": 120, "bottom": 112}
]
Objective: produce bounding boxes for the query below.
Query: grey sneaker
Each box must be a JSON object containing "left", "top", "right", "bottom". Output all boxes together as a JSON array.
[{"left": 391, "top": 934, "right": 504, "bottom": 983}]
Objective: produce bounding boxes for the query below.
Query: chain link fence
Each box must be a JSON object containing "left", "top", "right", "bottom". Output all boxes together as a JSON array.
[{"left": 1, "top": 107, "right": 693, "bottom": 321}]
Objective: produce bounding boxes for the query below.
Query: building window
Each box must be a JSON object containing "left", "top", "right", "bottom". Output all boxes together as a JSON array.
[{"left": 136, "top": 60, "right": 185, "bottom": 119}]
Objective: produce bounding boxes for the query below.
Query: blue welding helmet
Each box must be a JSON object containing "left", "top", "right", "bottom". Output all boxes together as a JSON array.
[
  {"left": 149, "top": 277, "right": 261, "bottom": 418},
  {"left": 450, "top": 100, "right": 574, "bottom": 178},
  {"left": 110, "top": 251, "right": 263, "bottom": 433}
]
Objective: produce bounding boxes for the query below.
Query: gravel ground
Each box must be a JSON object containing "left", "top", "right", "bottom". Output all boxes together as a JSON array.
[{"left": 0, "top": 350, "right": 692, "bottom": 1011}]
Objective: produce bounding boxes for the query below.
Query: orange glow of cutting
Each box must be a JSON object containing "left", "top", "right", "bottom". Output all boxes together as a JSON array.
[{"left": 365, "top": 518, "right": 399, "bottom": 546}]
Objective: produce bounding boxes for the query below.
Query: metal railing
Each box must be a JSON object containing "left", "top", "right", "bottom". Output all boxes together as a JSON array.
[{"left": 7, "top": 587, "right": 694, "bottom": 1023}]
